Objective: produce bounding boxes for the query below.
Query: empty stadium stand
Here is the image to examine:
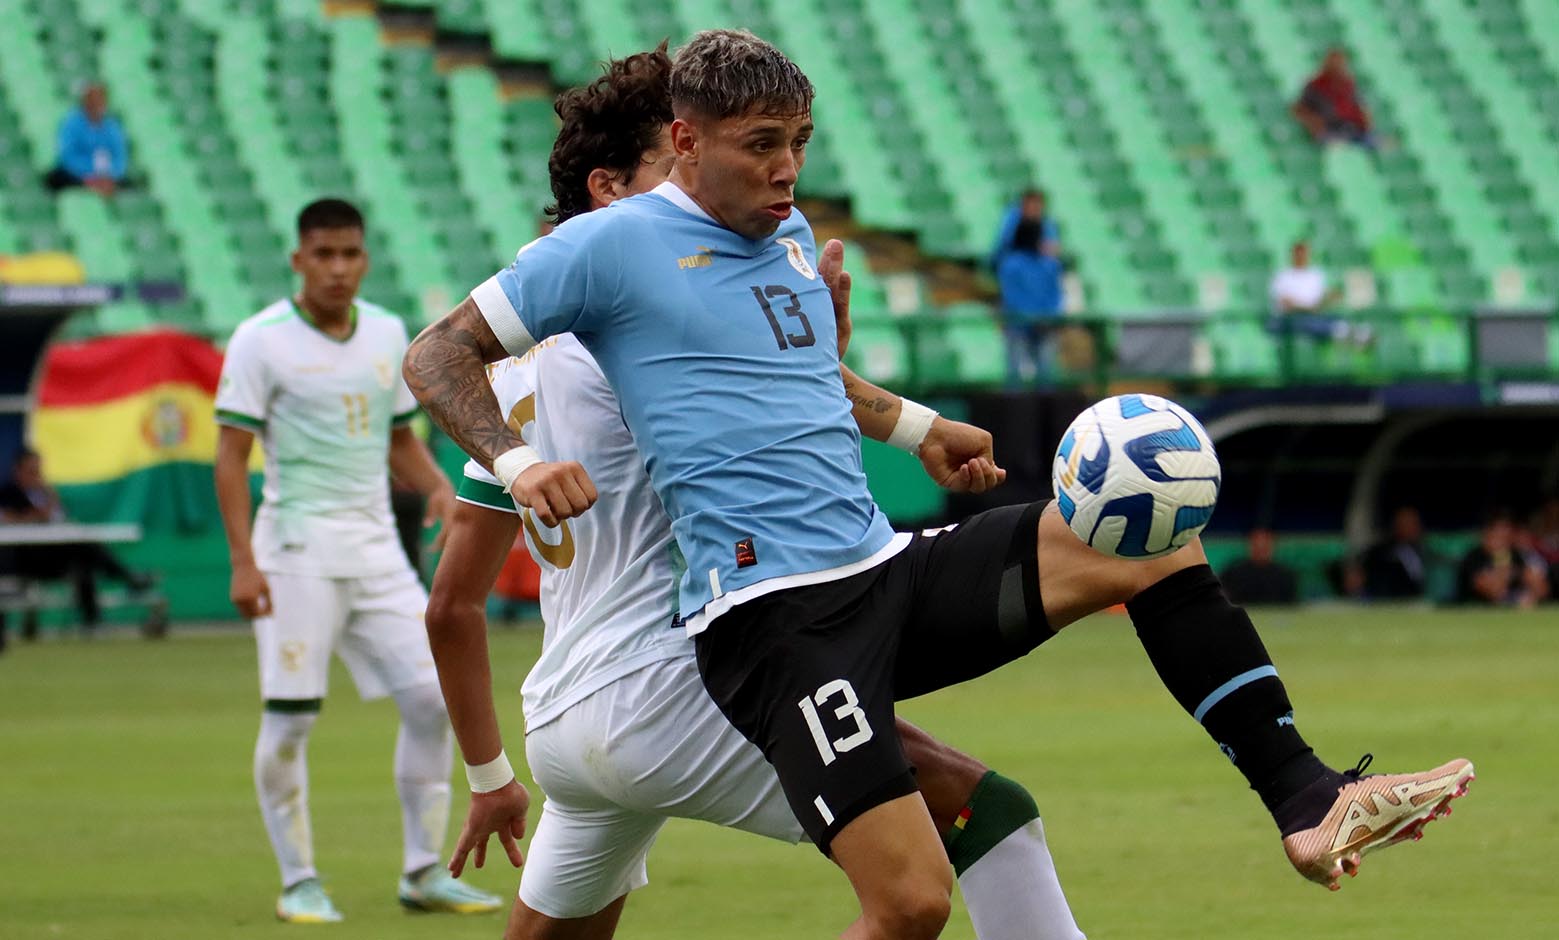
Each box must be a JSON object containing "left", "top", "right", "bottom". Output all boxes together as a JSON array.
[{"left": 1, "top": 0, "right": 1556, "bottom": 386}]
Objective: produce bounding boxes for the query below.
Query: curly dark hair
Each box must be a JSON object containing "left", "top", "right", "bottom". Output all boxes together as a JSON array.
[{"left": 546, "top": 43, "right": 674, "bottom": 226}]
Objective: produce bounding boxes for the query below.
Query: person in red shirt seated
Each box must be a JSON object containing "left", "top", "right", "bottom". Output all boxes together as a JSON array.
[{"left": 1292, "top": 48, "right": 1375, "bottom": 150}]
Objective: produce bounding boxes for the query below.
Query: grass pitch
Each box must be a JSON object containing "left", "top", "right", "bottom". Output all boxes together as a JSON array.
[{"left": 2, "top": 607, "right": 1555, "bottom": 939}]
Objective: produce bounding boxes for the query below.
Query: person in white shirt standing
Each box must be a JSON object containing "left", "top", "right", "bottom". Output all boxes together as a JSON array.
[
  {"left": 1268, "top": 239, "right": 1371, "bottom": 346},
  {"left": 213, "top": 198, "right": 503, "bottom": 923}
]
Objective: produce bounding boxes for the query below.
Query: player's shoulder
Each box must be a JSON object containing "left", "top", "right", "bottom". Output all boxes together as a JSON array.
[
  {"left": 355, "top": 298, "right": 400, "bottom": 319},
  {"left": 353, "top": 300, "right": 413, "bottom": 339},
  {"left": 239, "top": 298, "right": 296, "bottom": 329},
  {"left": 226, "top": 299, "right": 296, "bottom": 346},
  {"left": 775, "top": 208, "right": 817, "bottom": 247},
  {"left": 535, "top": 333, "right": 602, "bottom": 379},
  {"left": 551, "top": 197, "right": 665, "bottom": 245},
  {"left": 354, "top": 298, "right": 406, "bottom": 326}
]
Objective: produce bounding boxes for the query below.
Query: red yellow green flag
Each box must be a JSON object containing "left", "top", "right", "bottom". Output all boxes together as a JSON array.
[{"left": 32, "top": 329, "right": 229, "bottom": 529}]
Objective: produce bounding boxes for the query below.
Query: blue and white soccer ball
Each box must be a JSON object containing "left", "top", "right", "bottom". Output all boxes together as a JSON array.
[{"left": 1052, "top": 394, "right": 1221, "bottom": 559}]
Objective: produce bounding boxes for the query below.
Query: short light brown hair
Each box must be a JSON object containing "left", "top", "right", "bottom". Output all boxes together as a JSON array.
[{"left": 670, "top": 29, "right": 813, "bottom": 120}]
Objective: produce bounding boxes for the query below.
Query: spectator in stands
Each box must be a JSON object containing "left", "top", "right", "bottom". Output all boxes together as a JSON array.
[
  {"left": 1456, "top": 510, "right": 1549, "bottom": 608},
  {"left": 1292, "top": 48, "right": 1375, "bottom": 150},
  {"left": 1220, "top": 528, "right": 1300, "bottom": 606},
  {"left": 1268, "top": 239, "right": 1371, "bottom": 346},
  {"left": 1531, "top": 496, "right": 1559, "bottom": 600},
  {"left": 1359, "top": 506, "right": 1431, "bottom": 600},
  {"left": 0, "top": 448, "right": 150, "bottom": 630},
  {"left": 43, "top": 81, "right": 129, "bottom": 197},
  {"left": 991, "top": 188, "right": 1064, "bottom": 388}
]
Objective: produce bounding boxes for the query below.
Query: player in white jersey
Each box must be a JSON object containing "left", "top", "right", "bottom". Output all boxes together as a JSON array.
[
  {"left": 214, "top": 198, "right": 503, "bottom": 923},
  {"left": 422, "top": 49, "right": 1085, "bottom": 940}
]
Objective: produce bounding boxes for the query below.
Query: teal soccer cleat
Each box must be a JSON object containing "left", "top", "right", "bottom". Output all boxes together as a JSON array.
[
  {"left": 398, "top": 866, "right": 505, "bottom": 914},
  {"left": 275, "top": 877, "right": 344, "bottom": 924}
]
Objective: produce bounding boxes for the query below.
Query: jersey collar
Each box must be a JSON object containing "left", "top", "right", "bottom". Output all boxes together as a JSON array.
[
  {"left": 651, "top": 181, "right": 718, "bottom": 224},
  {"left": 290, "top": 296, "right": 358, "bottom": 343}
]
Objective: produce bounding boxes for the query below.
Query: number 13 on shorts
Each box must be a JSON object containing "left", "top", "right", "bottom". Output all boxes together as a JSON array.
[{"left": 797, "top": 679, "right": 874, "bottom": 765}]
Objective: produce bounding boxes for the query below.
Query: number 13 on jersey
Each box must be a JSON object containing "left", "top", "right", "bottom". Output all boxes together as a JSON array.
[{"left": 798, "top": 679, "right": 873, "bottom": 765}]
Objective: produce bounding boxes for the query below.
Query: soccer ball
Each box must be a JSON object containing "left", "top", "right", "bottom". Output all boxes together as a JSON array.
[{"left": 1052, "top": 394, "right": 1221, "bottom": 559}]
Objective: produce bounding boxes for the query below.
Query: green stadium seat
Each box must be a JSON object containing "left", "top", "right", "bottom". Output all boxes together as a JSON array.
[
  {"left": 843, "top": 319, "right": 911, "bottom": 388},
  {"left": 944, "top": 316, "right": 1006, "bottom": 387},
  {"left": 4, "top": 0, "right": 1554, "bottom": 364}
]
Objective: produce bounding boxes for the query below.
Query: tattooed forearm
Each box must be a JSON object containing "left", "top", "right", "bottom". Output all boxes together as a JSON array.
[
  {"left": 403, "top": 298, "right": 523, "bottom": 471},
  {"left": 842, "top": 375, "right": 894, "bottom": 414},
  {"left": 846, "top": 387, "right": 894, "bottom": 414},
  {"left": 839, "top": 366, "right": 905, "bottom": 444}
]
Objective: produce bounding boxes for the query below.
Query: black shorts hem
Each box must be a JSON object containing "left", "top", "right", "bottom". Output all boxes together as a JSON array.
[
  {"left": 817, "top": 768, "right": 920, "bottom": 857},
  {"left": 1014, "top": 498, "right": 1052, "bottom": 647}
]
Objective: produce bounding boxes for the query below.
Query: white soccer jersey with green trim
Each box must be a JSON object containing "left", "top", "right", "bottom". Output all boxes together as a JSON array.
[
  {"left": 215, "top": 298, "right": 419, "bottom": 578},
  {"left": 458, "top": 335, "right": 689, "bottom": 733}
]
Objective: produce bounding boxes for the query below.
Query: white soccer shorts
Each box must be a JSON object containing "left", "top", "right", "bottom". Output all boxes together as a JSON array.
[
  {"left": 253, "top": 567, "right": 437, "bottom": 702},
  {"left": 519, "top": 654, "right": 805, "bottom": 919}
]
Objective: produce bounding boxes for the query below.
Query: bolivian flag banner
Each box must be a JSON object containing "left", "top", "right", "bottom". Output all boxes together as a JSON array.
[{"left": 32, "top": 330, "right": 234, "bottom": 529}]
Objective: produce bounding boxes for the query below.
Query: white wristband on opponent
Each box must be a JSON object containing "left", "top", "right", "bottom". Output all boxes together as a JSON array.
[
  {"left": 465, "top": 749, "right": 516, "bottom": 793},
  {"left": 886, "top": 399, "right": 938, "bottom": 455},
  {"left": 492, "top": 445, "right": 543, "bottom": 493}
]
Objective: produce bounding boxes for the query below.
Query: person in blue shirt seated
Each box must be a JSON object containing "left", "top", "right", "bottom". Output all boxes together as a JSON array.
[
  {"left": 990, "top": 188, "right": 1064, "bottom": 388},
  {"left": 43, "top": 82, "right": 129, "bottom": 196}
]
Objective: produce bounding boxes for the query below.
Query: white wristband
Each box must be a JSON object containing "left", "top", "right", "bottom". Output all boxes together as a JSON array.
[
  {"left": 492, "top": 445, "right": 543, "bottom": 493},
  {"left": 886, "top": 399, "right": 937, "bottom": 455},
  {"left": 464, "top": 749, "right": 516, "bottom": 793}
]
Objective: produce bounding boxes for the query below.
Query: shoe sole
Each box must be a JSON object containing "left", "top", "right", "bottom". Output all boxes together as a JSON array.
[
  {"left": 1315, "top": 761, "right": 1476, "bottom": 891},
  {"left": 399, "top": 896, "right": 503, "bottom": 915},
  {"left": 275, "top": 907, "right": 343, "bottom": 924}
]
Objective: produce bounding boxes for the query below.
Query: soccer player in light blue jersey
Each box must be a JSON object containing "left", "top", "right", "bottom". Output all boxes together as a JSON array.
[
  {"left": 421, "top": 46, "right": 1085, "bottom": 940},
  {"left": 406, "top": 30, "right": 1474, "bottom": 939}
]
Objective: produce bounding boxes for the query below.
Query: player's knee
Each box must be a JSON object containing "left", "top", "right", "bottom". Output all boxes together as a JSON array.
[
  {"left": 505, "top": 894, "right": 620, "bottom": 940},
  {"left": 393, "top": 681, "right": 450, "bottom": 729},
  {"left": 258, "top": 708, "right": 317, "bottom": 748},
  {"left": 899, "top": 725, "right": 988, "bottom": 832},
  {"left": 422, "top": 591, "right": 469, "bottom": 638},
  {"left": 861, "top": 876, "right": 951, "bottom": 940}
]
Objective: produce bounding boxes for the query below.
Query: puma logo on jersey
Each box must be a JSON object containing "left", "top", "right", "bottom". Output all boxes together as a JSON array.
[
  {"left": 735, "top": 537, "right": 757, "bottom": 568},
  {"left": 678, "top": 248, "right": 713, "bottom": 270},
  {"left": 1329, "top": 771, "right": 1462, "bottom": 851}
]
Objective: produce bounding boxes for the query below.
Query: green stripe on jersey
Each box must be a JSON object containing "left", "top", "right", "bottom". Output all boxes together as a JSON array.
[
  {"left": 216, "top": 408, "right": 265, "bottom": 430},
  {"left": 458, "top": 475, "right": 516, "bottom": 513},
  {"left": 392, "top": 407, "right": 419, "bottom": 426}
]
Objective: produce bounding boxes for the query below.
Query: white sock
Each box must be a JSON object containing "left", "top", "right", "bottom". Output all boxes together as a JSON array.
[
  {"left": 960, "top": 817, "right": 1086, "bottom": 940},
  {"left": 391, "top": 683, "right": 453, "bottom": 876},
  {"left": 254, "top": 710, "right": 319, "bottom": 889}
]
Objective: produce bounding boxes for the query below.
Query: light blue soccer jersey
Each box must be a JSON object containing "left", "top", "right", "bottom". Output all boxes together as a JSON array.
[{"left": 472, "top": 183, "right": 899, "bottom": 629}]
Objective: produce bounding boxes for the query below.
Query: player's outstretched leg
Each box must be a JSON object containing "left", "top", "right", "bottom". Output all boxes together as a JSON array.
[
  {"left": 1035, "top": 504, "right": 1474, "bottom": 890},
  {"left": 505, "top": 894, "right": 629, "bottom": 940},
  {"left": 902, "top": 722, "right": 1086, "bottom": 940},
  {"left": 832, "top": 796, "right": 953, "bottom": 940},
  {"left": 254, "top": 701, "right": 343, "bottom": 923},
  {"left": 391, "top": 682, "right": 503, "bottom": 914}
]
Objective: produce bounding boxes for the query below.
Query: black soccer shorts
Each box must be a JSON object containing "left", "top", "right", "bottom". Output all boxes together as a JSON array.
[{"left": 693, "top": 500, "right": 1052, "bottom": 852}]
